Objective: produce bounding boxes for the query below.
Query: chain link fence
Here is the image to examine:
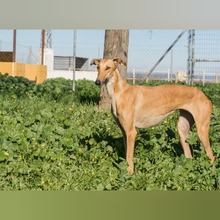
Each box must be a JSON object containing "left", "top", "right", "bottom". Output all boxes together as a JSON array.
[
  {"left": 0, "top": 29, "right": 220, "bottom": 83},
  {"left": 192, "top": 30, "right": 220, "bottom": 83}
]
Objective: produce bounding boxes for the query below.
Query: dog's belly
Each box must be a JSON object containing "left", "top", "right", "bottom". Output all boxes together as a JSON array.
[{"left": 135, "top": 111, "right": 174, "bottom": 129}]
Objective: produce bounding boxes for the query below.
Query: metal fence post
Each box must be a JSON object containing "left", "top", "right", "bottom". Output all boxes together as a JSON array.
[
  {"left": 72, "top": 30, "right": 77, "bottom": 91},
  {"left": 187, "top": 29, "right": 195, "bottom": 85},
  {"left": 133, "top": 68, "right": 135, "bottom": 84},
  {"left": 203, "top": 71, "right": 205, "bottom": 85},
  {"left": 187, "top": 30, "right": 192, "bottom": 85},
  {"left": 170, "top": 49, "right": 173, "bottom": 81},
  {"left": 13, "top": 30, "right": 16, "bottom": 62},
  {"left": 191, "top": 30, "right": 195, "bottom": 84},
  {"left": 12, "top": 30, "right": 17, "bottom": 77},
  {"left": 41, "top": 30, "right": 45, "bottom": 65},
  {"left": 168, "top": 69, "right": 170, "bottom": 81}
]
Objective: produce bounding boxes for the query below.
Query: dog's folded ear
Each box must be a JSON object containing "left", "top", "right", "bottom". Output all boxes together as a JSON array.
[
  {"left": 90, "top": 58, "right": 101, "bottom": 66},
  {"left": 113, "top": 58, "right": 126, "bottom": 66}
]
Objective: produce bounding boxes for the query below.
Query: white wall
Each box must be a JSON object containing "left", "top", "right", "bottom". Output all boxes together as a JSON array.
[
  {"left": 39, "top": 48, "right": 54, "bottom": 71},
  {"left": 47, "top": 70, "right": 97, "bottom": 81}
]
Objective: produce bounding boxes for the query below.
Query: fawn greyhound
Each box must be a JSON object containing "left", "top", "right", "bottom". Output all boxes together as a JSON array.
[{"left": 90, "top": 58, "right": 215, "bottom": 174}]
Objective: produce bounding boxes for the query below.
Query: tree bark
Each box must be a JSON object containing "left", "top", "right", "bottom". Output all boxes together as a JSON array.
[{"left": 99, "top": 30, "right": 129, "bottom": 109}]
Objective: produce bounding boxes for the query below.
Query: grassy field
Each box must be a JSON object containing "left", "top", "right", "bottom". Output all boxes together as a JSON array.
[{"left": 0, "top": 74, "right": 220, "bottom": 190}]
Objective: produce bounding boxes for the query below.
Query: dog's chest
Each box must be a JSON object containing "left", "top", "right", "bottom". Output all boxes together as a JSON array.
[
  {"left": 106, "top": 80, "right": 118, "bottom": 116},
  {"left": 111, "top": 97, "right": 117, "bottom": 117},
  {"left": 106, "top": 79, "right": 114, "bottom": 96}
]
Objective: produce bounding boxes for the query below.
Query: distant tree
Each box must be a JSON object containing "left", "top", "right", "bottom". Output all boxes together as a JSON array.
[{"left": 98, "top": 30, "right": 129, "bottom": 109}]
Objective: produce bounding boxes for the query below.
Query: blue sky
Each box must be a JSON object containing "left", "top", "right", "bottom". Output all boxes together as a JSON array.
[{"left": 1, "top": 29, "right": 220, "bottom": 74}]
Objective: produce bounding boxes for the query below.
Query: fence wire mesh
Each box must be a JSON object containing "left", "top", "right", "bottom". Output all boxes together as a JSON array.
[
  {"left": 193, "top": 30, "right": 220, "bottom": 83},
  {"left": 0, "top": 29, "right": 220, "bottom": 83}
]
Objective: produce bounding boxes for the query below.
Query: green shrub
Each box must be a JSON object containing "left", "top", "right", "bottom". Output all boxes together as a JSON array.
[
  {"left": 0, "top": 76, "right": 219, "bottom": 190},
  {"left": 0, "top": 73, "right": 35, "bottom": 97}
]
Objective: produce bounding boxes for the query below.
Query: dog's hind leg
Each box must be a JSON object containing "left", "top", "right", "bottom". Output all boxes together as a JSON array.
[
  {"left": 197, "top": 126, "right": 215, "bottom": 164},
  {"left": 193, "top": 101, "right": 215, "bottom": 164},
  {"left": 177, "top": 110, "right": 195, "bottom": 159}
]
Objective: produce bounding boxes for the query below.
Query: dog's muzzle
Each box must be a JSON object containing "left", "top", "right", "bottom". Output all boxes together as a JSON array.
[{"left": 95, "top": 79, "right": 102, "bottom": 86}]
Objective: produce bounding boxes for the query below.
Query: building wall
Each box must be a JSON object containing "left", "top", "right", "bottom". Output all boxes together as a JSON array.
[
  {"left": 0, "top": 62, "right": 96, "bottom": 83},
  {"left": 0, "top": 62, "right": 47, "bottom": 84}
]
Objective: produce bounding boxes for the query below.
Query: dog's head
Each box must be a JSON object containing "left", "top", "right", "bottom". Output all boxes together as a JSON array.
[{"left": 90, "top": 58, "right": 126, "bottom": 86}]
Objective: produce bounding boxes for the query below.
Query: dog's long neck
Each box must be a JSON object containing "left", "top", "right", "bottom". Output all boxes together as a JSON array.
[{"left": 105, "top": 68, "right": 128, "bottom": 98}]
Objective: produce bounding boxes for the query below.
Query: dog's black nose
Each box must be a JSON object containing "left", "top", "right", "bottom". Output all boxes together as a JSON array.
[{"left": 95, "top": 80, "right": 101, "bottom": 86}]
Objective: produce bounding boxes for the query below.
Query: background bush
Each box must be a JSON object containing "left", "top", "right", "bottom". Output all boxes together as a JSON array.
[{"left": 0, "top": 74, "right": 220, "bottom": 190}]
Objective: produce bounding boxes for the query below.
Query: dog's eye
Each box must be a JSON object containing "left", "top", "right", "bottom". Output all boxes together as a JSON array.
[
  {"left": 105, "top": 66, "right": 110, "bottom": 70},
  {"left": 97, "top": 66, "right": 100, "bottom": 70}
]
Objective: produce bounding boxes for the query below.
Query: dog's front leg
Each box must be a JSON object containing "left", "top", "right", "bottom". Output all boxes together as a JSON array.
[
  {"left": 125, "top": 128, "right": 137, "bottom": 175},
  {"left": 113, "top": 115, "right": 127, "bottom": 151},
  {"left": 116, "top": 112, "right": 137, "bottom": 175}
]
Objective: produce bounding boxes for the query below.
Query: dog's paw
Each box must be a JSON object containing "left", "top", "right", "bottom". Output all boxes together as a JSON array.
[
  {"left": 211, "top": 156, "right": 215, "bottom": 165},
  {"left": 127, "top": 166, "right": 134, "bottom": 175}
]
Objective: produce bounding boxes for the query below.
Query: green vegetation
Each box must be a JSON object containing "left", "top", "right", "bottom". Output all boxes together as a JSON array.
[{"left": 0, "top": 74, "right": 220, "bottom": 190}]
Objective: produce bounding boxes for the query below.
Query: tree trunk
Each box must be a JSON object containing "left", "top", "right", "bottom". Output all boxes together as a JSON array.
[{"left": 99, "top": 30, "right": 129, "bottom": 109}]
